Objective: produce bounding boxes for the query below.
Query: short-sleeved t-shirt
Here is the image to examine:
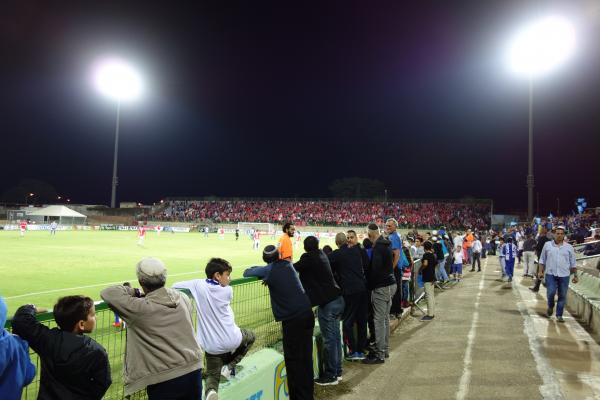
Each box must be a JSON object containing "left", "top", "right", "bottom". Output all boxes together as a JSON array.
[
  {"left": 389, "top": 232, "right": 402, "bottom": 268},
  {"left": 279, "top": 234, "right": 293, "bottom": 261},
  {"left": 420, "top": 252, "right": 437, "bottom": 282}
]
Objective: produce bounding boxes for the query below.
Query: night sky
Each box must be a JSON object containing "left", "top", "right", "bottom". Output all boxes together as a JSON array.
[{"left": 2, "top": 1, "right": 599, "bottom": 214}]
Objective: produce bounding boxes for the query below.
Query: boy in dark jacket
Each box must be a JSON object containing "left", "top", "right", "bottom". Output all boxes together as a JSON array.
[
  {"left": 0, "top": 297, "right": 36, "bottom": 400},
  {"left": 12, "top": 296, "right": 111, "bottom": 400},
  {"left": 294, "top": 236, "right": 344, "bottom": 385},
  {"left": 244, "top": 245, "right": 314, "bottom": 400}
]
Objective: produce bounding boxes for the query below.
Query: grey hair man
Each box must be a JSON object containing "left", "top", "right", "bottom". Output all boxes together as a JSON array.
[
  {"left": 101, "top": 258, "right": 203, "bottom": 399},
  {"left": 362, "top": 223, "right": 396, "bottom": 364}
]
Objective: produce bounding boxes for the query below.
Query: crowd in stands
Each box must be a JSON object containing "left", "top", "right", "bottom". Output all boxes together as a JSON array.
[
  {"left": 153, "top": 199, "right": 491, "bottom": 230},
  {"left": 2, "top": 213, "right": 598, "bottom": 400}
]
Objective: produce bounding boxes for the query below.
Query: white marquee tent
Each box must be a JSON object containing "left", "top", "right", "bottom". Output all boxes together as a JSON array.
[{"left": 26, "top": 205, "right": 87, "bottom": 225}]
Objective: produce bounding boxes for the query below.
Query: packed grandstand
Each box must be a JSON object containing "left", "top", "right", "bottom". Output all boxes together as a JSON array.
[{"left": 151, "top": 199, "right": 492, "bottom": 229}]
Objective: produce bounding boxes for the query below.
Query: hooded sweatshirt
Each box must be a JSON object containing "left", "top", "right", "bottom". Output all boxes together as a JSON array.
[
  {"left": 100, "top": 285, "right": 203, "bottom": 396},
  {"left": 11, "top": 305, "right": 111, "bottom": 400},
  {"left": 0, "top": 298, "right": 36, "bottom": 400},
  {"left": 366, "top": 235, "right": 396, "bottom": 290}
]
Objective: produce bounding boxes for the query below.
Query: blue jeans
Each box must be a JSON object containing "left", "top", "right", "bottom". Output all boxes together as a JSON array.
[
  {"left": 436, "top": 259, "right": 449, "bottom": 281},
  {"left": 318, "top": 296, "right": 345, "bottom": 379},
  {"left": 546, "top": 275, "right": 570, "bottom": 317}
]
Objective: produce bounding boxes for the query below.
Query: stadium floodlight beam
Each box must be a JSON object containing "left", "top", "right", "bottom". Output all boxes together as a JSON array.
[
  {"left": 93, "top": 58, "right": 143, "bottom": 208},
  {"left": 505, "top": 16, "right": 575, "bottom": 220}
]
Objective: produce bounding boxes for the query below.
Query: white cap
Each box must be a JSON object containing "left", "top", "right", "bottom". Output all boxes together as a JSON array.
[{"left": 136, "top": 257, "right": 167, "bottom": 279}]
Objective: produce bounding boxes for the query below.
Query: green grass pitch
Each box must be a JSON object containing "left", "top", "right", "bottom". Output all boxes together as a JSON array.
[{"left": 1, "top": 230, "right": 336, "bottom": 312}]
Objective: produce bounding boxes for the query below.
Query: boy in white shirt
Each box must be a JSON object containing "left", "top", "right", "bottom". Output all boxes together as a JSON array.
[
  {"left": 173, "top": 258, "right": 255, "bottom": 400},
  {"left": 452, "top": 245, "right": 464, "bottom": 281}
]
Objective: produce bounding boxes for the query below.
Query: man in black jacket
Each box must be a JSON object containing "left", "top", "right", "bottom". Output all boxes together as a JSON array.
[
  {"left": 530, "top": 227, "right": 552, "bottom": 292},
  {"left": 328, "top": 232, "right": 369, "bottom": 363},
  {"left": 363, "top": 223, "right": 396, "bottom": 364},
  {"left": 244, "top": 246, "right": 314, "bottom": 400},
  {"left": 11, "top": 296, "right": 111, "bottom": 400},
  {"left": 294, "top": 236, "right": 344, "bottom": 386}
]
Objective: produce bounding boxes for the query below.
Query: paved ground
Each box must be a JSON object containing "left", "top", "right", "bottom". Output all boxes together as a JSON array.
[{"left": 316, "top": 257, "right": 600, "bottom": 400}]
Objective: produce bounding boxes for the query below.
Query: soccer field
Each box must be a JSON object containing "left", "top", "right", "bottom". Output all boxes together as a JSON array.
[{"left": 1, "top": 230, "right": 336, "bottom": 312}]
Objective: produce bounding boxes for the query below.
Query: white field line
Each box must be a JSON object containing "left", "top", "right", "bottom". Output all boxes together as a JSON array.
[
  {"left": 4, "top": 270, "right": 201, "bottom": 299},
  {"left": 513, "top": 280, "right": 565, "bottom": 399},
  {"left": 456, "top": 258, "right": 487, "bottom": 400}
]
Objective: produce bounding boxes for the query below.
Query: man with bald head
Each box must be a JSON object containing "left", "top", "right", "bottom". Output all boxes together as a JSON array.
[{"left": 328, "top": 232, "right": 369, "bottom": 361}]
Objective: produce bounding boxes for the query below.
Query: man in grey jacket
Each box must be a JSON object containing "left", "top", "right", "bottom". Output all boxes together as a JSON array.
[{"left": 101, "top": 258, "right": 203, "bottom": 399}]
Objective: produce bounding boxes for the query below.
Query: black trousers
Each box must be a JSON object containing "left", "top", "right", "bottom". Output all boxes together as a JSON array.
[
  {"left": 146, "top": 368, "right": 202, "bottom": 400},
  {"left": 471, "top": 252, "right": 481, "bottom": 270},
  {"left": 342, "top": 291, "right": 368, "bottom": 354},
  {"left": 282, "top": 310, "right": 315, "bottom": 400},
  {"left": 390, "top": 268, "right": 403, "bottom": 314}
]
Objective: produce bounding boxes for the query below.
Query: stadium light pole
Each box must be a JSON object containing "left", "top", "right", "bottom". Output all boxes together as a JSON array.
[
  {"left": 93, "top": 58, "right": 143, "bottom": 208},
  {"left": 506, "top": 15, "right": 575, "bottom": 221}
]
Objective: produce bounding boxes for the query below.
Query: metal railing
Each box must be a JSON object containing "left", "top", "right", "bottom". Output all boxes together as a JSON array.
[{"left": 5, "top": 277, "right": 281, "bottom": 400}]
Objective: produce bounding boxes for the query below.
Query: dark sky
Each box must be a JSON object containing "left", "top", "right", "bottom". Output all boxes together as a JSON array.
[{"left": 1, "top": 1, "right": 599, "bottom": 214}]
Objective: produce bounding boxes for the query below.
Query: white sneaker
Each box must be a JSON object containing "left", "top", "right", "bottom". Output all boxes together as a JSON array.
[
  {"left": 220, "top": 365, "right": 231, "bottom": 380},
  {"left": 206, "top": 389, "right": 218, "bottom": 400}
]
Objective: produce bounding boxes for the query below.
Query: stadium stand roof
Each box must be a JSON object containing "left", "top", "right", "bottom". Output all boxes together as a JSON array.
[{"left": 27, "top": 205, "right": 86, "bottom": 218}]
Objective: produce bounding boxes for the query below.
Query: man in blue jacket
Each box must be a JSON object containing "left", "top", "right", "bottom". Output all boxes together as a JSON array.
[
  {"left": 0, "top": 297, "right": 36, "bottom": 400},
  {"left": 244, "top": 245, "right": 314, "bottom": 400}
]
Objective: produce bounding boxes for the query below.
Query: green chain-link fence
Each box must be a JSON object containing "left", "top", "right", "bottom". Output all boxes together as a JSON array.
[{"left": 5, "top": 277, "right": 281, "bottom": 400}]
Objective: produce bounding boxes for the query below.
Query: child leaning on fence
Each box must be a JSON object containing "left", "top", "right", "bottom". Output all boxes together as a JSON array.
[
  {"left": 0, "top": 296, "right": 36, "bottom": 400},
  {"left": 11, "top": 295, "right": 112, "bottom": 400},
  {"left": 173, "top": 258, "right": 255, "bottom": 400}
]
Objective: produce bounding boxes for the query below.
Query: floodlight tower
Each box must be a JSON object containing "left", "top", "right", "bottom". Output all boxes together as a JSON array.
[
  {"left": 93, "top": 58, "right": 143, "bottom": 208},
  {"left": 506, "top": 16, "right": 575, "bottom": 220}
]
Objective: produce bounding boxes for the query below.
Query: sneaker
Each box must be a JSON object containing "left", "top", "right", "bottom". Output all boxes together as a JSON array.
[
  {"left": 220, "top": 365, "right": 232, "bottom": 380},
  {"left": 557, "top": 316, "right": 565, "bottom": 323},
  {"left": 546, "top": 308, "right": 553, "bottom": 318},
  {"left": 420, "top": 315, "right": 434, "bottom": 322},
  {"left": 529, "top": 287, "right": 539, "bottom": 292},
  {"left": 508, "top": 277, "right": 512, "bottom": 282},
  {"left": 315, "top": 377, "right": 338, "bottom": 386},
  {"left": 345, "top": 352, "right": 365, "bottom": 361},
  {"left": 362, "top": 356, "right": 384, "bottom": 365},
  {"left": 206, "top": 390, "right": 218, "bottom": 400}
]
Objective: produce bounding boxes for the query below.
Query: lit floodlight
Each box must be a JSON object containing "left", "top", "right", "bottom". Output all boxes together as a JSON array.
[
  {"left": 507, "top": 16, "right": 576, "bottom": 77},
  {"left": 93, "top": 58, "right": 143, "bottom": 102}
]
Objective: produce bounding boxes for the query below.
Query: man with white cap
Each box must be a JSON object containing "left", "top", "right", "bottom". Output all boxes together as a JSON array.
[{"left": 101, "top": 258, "right": 203, "bottom": 399}]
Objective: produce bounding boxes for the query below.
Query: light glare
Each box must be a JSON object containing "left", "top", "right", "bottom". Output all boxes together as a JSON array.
[
  {"left": 507, "top": 16, "right": 576, "bottom": 77},
  {"left": 94, "top": 58, "right": 143, "bottom": 102}
]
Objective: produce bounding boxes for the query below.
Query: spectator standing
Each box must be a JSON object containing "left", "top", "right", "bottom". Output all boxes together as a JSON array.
[
  {"left": 538, "top": 226, "right": 578, "bottom": 322},
  {"left": 415, "top": 237, "right": 425, "bottom": 260},
  {"left": 385, "top": 218, "right": 407, "bottom": 318},
  {"left": 0, "top": 297, "right": 36, "bottom": 400},
  {"left": 328, "top": 233, "right": 368, "bottom": 362},
  {"left": 362, "top": 224, "right": 396, "bottom": 364},
  {"left": 294, "top": 236, "right": 344, "bottom": 386},
  {"left": 244, "top": 246, "right": 314, "bottom": 400},
  {"left": 530, "top": 227, "right": 552, "bottom": 292},
  {"left": 278, "top": 222, "right": 295, "bottom": 261},
  {"left": 502, "top": 237, "right": 518, "bottom": 283},
  {"left": 432, "top": 236, "right": 449, "bottom": 283},
  {"left": 50, "top": 220, "right": 58, "bottom": 235},
  {"left": 172, "top": 258, "right": 255, "bottom": 400},
  {"left": 101, "top": 258, "right": 203, "bottom": 399},
  {"left": 452, "top": 245, "right": 464, "bottom": 281},
  {"left": 470, "top": 236, "right": 482, "bottom": 272},
  {"left": 523, "top": 234, "right": 537, "bottom": 277},
  {"left": 497, "top": 237, "right": 506, "bottom": 280},
  {"left": 11, "top": 296, "right": 111, "bottom": 400},
  {"left": 420, "top": 241, "right": 437, "bottom": 321}
]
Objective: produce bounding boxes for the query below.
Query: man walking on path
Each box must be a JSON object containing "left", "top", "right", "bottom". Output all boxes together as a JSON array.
[
  {"left": 470, "top": 235, "right": 482, "bottom": 272},
  {"left": 538, "top": 226, "right": 578, "bottom": 322}
]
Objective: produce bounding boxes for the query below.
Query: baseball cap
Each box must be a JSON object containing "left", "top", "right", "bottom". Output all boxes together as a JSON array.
[
  {"left": 136, "top": 257, "right": 167, "bottom": 279},
  {"left": 432, "top": 230, "right": 438, "bottom": 236}
]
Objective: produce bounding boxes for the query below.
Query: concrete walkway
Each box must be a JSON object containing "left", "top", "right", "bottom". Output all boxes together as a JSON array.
[{"left": 317, "top": 257, "right": 600, "bottom": 400}]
